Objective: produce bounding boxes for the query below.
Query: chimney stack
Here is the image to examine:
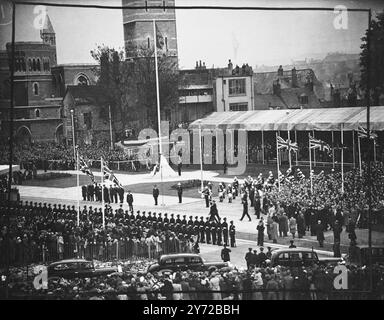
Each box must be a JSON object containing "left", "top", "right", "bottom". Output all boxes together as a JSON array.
[{"left": 291, "top": 67, "right": 298, "bottom": 88}]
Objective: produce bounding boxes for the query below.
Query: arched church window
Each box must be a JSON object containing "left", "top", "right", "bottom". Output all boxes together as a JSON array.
[
  {"left": 36, "top": 59, "right": 41, "bottom": 71},
  {"left": 33, "top": 82, "right": 39, "bottom": 95},
  {"left": 32, "top": 59, "right": 36, "bottom": 71},
  {"left": 35, "top": 109, "right": 40, "bottom": 118},
  {"left": 76, "top": 75, "right": 89, "bottom": 86}
]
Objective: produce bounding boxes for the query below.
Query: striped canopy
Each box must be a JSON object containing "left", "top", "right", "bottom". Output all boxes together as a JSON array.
[{"left": 189, "top": 106, "right": 384, "bottom": 131}]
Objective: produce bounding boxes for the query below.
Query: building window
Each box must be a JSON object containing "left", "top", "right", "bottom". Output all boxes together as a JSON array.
[
  {"left": 164, "top": 109, "right": 171, "bottom": 121},
  {"left": 299, "top": 94, "right": 308, "bottom": 104},
  {"left": 43, "top": 57, "right": 50, "bottom": 71},
  {"left": 229, "top": 103, "right": 248, "bottom": 111},
  {"left": 83, "top": 112, "right": 92, "bottom": 130},
  {"left": 36, "top": 59, "right": 41, "bottom": 71},
  {"left": 35, "top": 109, "right": 40, "bottom": 118},
  {"left": 76, "top": 75, "right": 89, "bottom": 86},
  {"left": 165, "top": 36, "right": 168, "bottom": 51},
  {"left": 229, "top": 78, "right": 246, "bottom": 96},
  {"left": 32, "top": 59, "right": 36, "bottom": 71},
  {"left": 147, "top": 37, "right": 151, "bottom": 49},
  {"left": 21, "top": 58, "right": 26, "bottom": 72},
  {"left": 33, "top": 82, "right": 39, "bottom": 95},
  {"left": 28, "top": 59, "right": 32, "bottom": 71}
]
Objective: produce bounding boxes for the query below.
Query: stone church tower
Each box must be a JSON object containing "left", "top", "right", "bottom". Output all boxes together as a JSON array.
[
  {"left": 122, "top": 0, "right": 178, "bottom": 59},
  {"left": 40, "top": 14, "right": 56, "bottom": 46}
]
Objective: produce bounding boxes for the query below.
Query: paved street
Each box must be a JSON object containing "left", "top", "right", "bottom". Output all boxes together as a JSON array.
[{"left": 17, "top": 169, "right": 384, "bottom": 258}]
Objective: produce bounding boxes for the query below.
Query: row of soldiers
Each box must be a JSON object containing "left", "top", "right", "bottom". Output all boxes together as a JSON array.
[
  {"left": 0, "top": 200, "right": 237, "bottom": 248},
  {"left": 112, "top": 209, "right": 237, "bottom": 248},
  {"left": 81, "top": 183, "right": 125, "bottom": 204}
]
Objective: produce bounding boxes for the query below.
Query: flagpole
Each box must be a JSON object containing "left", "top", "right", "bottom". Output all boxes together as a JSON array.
[
  {"left": 108, "top": 105, "right": 114, "bottom": 151},
  {"left": 352, "top": 130, "right": 356, "bottom": 169},
  {"left": 153, "top": 19, "right": 165, "bottom": 206},
  {"left": 76, "top": 146, "right": 80, "bottom": 226},
  {"left": 373, "top": 139, "right": 377, "bottom": 162},
  {"left": 294, "top": 130, "right": 298, "bottom": 167},
  {"left": 309, "top": 133, "right": 313, "bottom": 194},
  {"left": 276, "top": 132, "right": 280, "bottom": 192},
  {"left": 287, "top": 130, "right": 292, "bottom": 169},
  {"left": 358, "top": 133, "right": 362, "bottom": 176},
  {"left": 341, "top": 124, "right": 344, "bottom": 194},
  {"left": 101, "top": 157, "right": 105, "bottom": 229},
  {"left": 332, "top": 131, "right": 335, "bottom": 169},
  {"left": 312, "top": 130, "right": 316, "bottom": 167}
]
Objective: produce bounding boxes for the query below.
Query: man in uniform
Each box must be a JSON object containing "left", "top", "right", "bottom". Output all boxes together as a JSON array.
[
  {"left": 216, "top": 220, "right": 222, "bottom": 246},
  {"left": 176, "top": 214, "right": 182, "bottom": 225},
  {"left": 152, "top": 185, "right": 159, "bottom": 206},
  {"left": 210, "top": 221, "right": 217, "bottom": 245},
  {"left": 199, "top": 216, "right": 205, "bottom": 243},
  {"left": 229, "top": 220, "right": 236, "bottom": 247},
  {"left": 163, "top": 213, "right": 169, "bottom": 224},
  {"left": 103, "top": 184, "right": 110, "bottom": 203},
  {"left": 202, "top": 186, "right": 210, "bottom": 208},
  {"left": 221, "top": 244, "right": 231, "bottom": 262},
  {"left": 222, "top": 217, "right": 229, "bottom": 246},
  {"left": 240, "top": 193, "right": 251, "bottom": 222},
  {"left": 205, "top": 217, "right": 211, "bottom": 244},
  {"left": 169, "top": 213, "right": 176, "bottom": 224},
  {"left": 177, "top": 183, "right": 183, "bottom": 203}
]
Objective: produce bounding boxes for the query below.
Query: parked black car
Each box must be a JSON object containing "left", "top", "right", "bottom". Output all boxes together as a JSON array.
[
  {"left": 147, "top": 253, "right": 230, "bottom": 274},
  {"left": 269, "top": 248, "right": 343, "bottom": 268},
  {"left": 47, "top": 259, "right": 117, "bottom": 279}
]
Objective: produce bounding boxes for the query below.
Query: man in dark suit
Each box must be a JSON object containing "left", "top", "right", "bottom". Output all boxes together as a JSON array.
[
  {"left": 126, "top": 190, "right": 134, "bottom": 213},
  {"left": 81, "top": 185, "right": 87, "bottom": 201},
  {"left": 103, "top": 184, "right": 110, "bottom": 203},
  {"left": 118, "top": 187, "right": 124, "bottom": 204},
  {"left": 221, "top": 245, "right": 231, "bottom": 262},
  {"left": 153, "top": 185, "right": 159, "bottom": 205},
  {"left": 176, "top": 183, "right": 183, "bottom": 203}
]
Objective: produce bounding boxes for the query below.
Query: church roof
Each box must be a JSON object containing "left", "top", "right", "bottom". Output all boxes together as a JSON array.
[{"left": 41, "top": 14, "right": 55, "bottom": 34}]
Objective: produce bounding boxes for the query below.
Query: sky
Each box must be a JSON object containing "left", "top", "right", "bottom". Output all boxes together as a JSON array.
[{"left": 0, "top": 0, "right": 383, "bottom": 69}]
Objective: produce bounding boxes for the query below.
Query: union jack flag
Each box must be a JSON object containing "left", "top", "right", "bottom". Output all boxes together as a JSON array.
[
  {"left": 356, "top": 125, "right": 378, "bottom": 140},
  {"left": 101, "top": 158, "right": 123, "bottom": 188},
  {"left": 276, "top": 136, "right": 299, "bottom": 153},
  {"left": 309, "top": 136, "right": 331, "bottom": 152},
  {"left": 78, "top": 156, "right": 95, "bottom": 183}
]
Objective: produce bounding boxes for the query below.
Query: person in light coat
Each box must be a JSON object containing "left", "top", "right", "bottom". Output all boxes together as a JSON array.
[
  {"left": 209, "top": 272, "right": 222, "bottom": 300},
  {"left": 271, "top": 220, "right": 279, "bottom": 243},
  {"left": 289, "top": 216, "right": 297, "bottom": 239}
]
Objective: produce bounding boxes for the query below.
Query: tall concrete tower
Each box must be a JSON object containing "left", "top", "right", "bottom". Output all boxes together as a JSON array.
[{"left": 122, "top": 0, "right": 178, "bottom": 59}]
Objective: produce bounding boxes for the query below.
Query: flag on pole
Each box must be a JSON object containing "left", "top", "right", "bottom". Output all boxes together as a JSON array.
[
  {"left": 309, "top": 136, "right": 331, "bottom": 152},
  {"left": 78, "top": 156, "right": 95, "bottom": 183},
  {"left": 356, "top": 125, "right": 378, "bottom": 140},
  {"left": 101, "top": 158, "right": 123, "bottom": 188},
  {"left": 155, "top": 22, "right": 165, "bottom": 50},
  {"left": 277, "top": 136, "right": 299, "bottom": 153}
]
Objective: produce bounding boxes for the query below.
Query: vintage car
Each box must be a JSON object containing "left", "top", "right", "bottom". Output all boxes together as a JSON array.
[
  {"left": 47, "top": 259, "right": 118, "bottom": 279},
  {"left": 147, "top": 253, "right": 230, "bottom": 274},
  {"left": 268, "top": 248, "right": 343, "bottom": 268}
]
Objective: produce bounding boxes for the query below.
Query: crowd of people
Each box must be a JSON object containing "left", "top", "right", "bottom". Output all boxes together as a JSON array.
[
  {"left": 6, "top": 259, "right": 384, "bottom": 300},
  {"left": 0, "top": 199, "right": 237, "bottom": 268},
  {"left": 0, "top": 142, "right": 147, "bottom": 173}
]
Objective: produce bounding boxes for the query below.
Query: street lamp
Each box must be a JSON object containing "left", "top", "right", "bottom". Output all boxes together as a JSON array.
[
  {"left": 198, "top": 120, "right": 204, "bottom": 192},
  {"left": 70, "top": 109, "right": 76, "bottom": 160}
]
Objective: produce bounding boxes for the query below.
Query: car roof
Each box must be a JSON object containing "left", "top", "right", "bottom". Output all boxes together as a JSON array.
[
  {"left": 160, "top": 253, "right": 200, "bottom": 259},
  {"left": 272, "top": 248, "right": 316, "bottom": 254},
  {"left": 49, "top": 259, "right": 91, "bottom": 266}
]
